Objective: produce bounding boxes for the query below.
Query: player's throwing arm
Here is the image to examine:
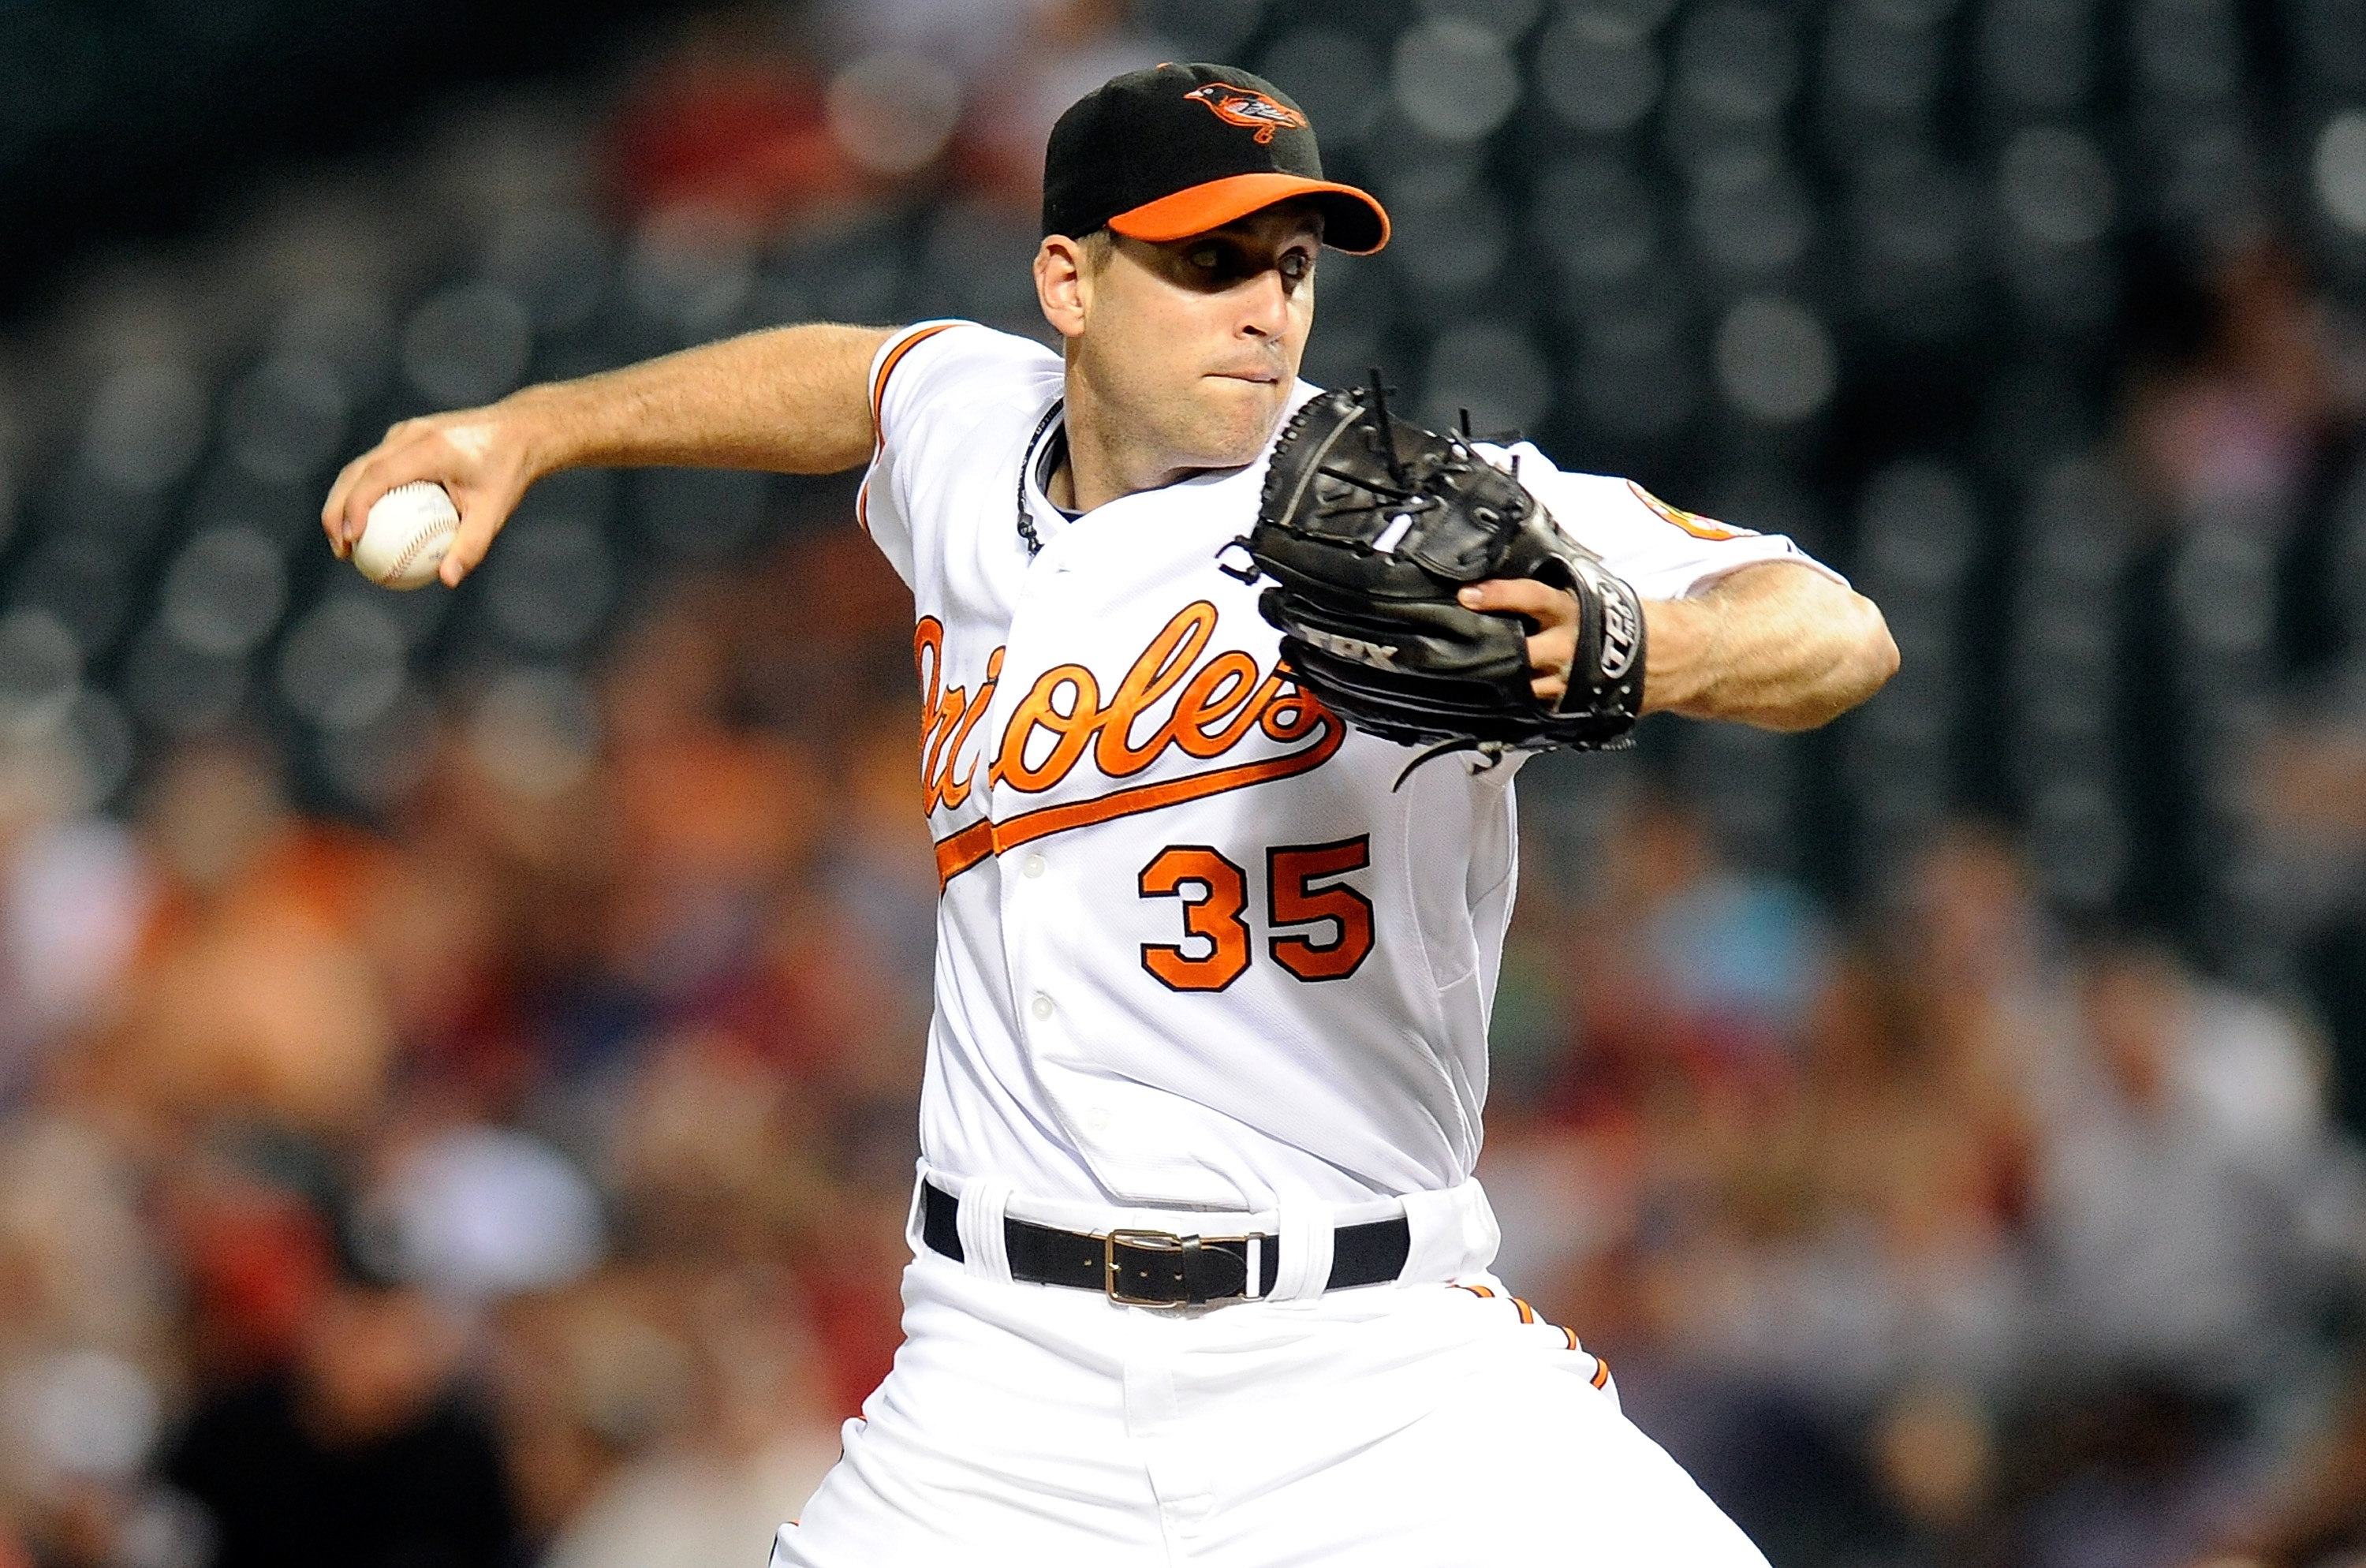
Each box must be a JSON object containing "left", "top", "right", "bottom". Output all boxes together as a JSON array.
[
  {"left": 320, "top": 323, "right": 891, "bottom": 588},
  {"left": 320, "top": 319, "right": 1892, "bottom": 731}
]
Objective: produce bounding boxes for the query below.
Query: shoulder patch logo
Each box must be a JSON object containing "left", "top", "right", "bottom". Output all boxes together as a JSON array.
[
  {"left": 1183, "top": 82, "right": 1308, "bottom": 144},
  {"left": 1627, "top": 480, "right": 1753, "bottom": 541}
]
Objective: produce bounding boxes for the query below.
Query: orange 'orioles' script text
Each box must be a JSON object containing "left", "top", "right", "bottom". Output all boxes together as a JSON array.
[{"left": 915, "top": 603, "right": 1345, "bottom": 887}]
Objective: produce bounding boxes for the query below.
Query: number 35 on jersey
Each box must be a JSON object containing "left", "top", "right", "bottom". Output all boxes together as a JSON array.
[{"left": 1139, "top": 835, "right": 1375, "bottom": 992}]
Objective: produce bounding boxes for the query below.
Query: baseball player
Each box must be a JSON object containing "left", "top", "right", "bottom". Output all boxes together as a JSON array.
[{"left": 325, "top": 63, "right": 1895, "bottom": 1566}]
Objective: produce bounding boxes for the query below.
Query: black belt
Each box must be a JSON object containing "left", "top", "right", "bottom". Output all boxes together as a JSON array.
[{"left": 921, "top": 1182, "right": 1410, "bottom": 1307}]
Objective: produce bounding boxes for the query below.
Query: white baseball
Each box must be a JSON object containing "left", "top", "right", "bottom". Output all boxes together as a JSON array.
[{"left": 353, "top": 481, "right": 460, "bottom": 590}]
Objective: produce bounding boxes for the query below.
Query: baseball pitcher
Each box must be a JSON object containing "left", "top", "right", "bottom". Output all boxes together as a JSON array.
[{"left": 325, "top": 63, "right": 1896, "bottom": 1566}]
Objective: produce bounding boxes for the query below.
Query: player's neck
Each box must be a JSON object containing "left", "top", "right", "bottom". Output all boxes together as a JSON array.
[{"left": 1055, "top": 383, "right": 1207, "bottom": 513}]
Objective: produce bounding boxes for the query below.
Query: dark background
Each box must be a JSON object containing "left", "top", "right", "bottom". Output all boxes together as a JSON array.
[{"left": 3, "top": 2, "right": 2366, "bottom": 1566}]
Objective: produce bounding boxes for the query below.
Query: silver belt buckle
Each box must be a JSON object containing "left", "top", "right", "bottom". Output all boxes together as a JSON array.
[
  {"left": 1104, "top": 1228, "right": 1189, "bottom": 1308},
  {"left": 1104, "top": 1228, "right": 1260, "bottom": 1307}
]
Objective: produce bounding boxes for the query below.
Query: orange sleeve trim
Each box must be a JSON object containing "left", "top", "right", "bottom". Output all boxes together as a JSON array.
[
  {"left": 1591, "top": 1355, "right": 1611, "bottom": 1389},
  {"left": 929, "top": 719, "right": 1345, "bottom": 890},
  {"left": 871, "top": 323, "right": 958, "bottom": 436},
  {"left": 1562, "top": 1326, "right": 1580, "bottom": 1352},
  {"left": 1512, "top": 1296, "right": 1536, "bottom": 1324},
  {"left": 857, "top": 323, "right": 959, "bottom": 536},
  {"left": 1626, "top": 479, "right": 1752, "bottom": 541}
]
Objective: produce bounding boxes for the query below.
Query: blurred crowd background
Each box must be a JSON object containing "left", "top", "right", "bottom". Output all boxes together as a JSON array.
[{"left": 3, "top": 0, "right": 2366, "bottom": 1565}]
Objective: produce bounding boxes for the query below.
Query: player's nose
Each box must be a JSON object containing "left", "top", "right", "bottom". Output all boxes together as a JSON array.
[{"left": 1237, "top": 264, "right": 1292, "bottom": 340}]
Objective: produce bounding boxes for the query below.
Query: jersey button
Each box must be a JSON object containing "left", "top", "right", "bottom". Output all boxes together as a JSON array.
[
  {"left": 1031, "top": 993, "right": 1054, "bottom": 1021},
  {"left": 1022, "top": 854, "right": 1047, "bottom": 879}
]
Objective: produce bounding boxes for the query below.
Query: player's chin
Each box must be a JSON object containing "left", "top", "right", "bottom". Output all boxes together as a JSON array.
[{"left": 1195, "top": 379, "right": 1290, "bottom": 463}]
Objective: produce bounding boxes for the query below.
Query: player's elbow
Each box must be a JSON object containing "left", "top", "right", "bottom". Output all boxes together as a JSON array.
[
  {"left": 1811, "top": 592, "right": 1899, "bottom": 726},
  {"left": 1758, "top": 592, "right": 1898, "bottom": 732},
  {"left": 1853, "top": 595, "right": 1901, "bottom": 699}
]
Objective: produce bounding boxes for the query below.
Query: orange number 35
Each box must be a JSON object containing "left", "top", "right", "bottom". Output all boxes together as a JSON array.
[
  {"left": 1267, "top": 837, "right": 1375, "bottom": 982},
  {"left": 1137, "top": 836, "right": 1375, "bottom": 992}
]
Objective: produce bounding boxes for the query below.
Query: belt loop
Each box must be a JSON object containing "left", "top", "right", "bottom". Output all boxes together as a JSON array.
[
  {"left": 955, "top": 1178, "right": 1015, "bottom": 1282},
  {"left": 1400, "top": 1179, "right": 1500, "bottom": 1282},
  {"left": 904, "top": 1163, "right": 932, "bottom": 1256},
  {"left": 1243, "top": 1235, "right": 1264, "bottom": 1300},
  {"left": 1268, "top": 1200, "right": 1337, "bottom": 1302}
]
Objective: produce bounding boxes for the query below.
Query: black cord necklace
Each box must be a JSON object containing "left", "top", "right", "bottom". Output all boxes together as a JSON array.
[{"left": 1015, "top": 398, "right": 1064, "bottom": 558}]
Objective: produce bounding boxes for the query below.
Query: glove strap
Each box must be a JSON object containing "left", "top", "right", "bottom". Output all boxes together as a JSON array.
[{"left": 1548, "top": 550, "right": 1647, "bottom": 745}]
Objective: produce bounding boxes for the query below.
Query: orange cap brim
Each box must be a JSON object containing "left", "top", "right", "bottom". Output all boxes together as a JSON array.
[{"left": 1106, "top": 171, "right": 1390, "bottom": 255}]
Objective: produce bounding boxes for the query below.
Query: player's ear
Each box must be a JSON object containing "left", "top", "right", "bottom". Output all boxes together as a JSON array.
[{"left": 1036, "top": 235, "right": 1091, "bottom": 342}]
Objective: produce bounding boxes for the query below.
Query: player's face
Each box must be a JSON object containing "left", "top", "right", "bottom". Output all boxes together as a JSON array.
[{"left": 1061, "top": 205, "right": 1321, "bottom": 472}]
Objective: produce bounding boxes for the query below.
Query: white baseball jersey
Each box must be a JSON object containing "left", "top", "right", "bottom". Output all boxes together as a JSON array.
[{"left": 860, "top": 319, "right": 1835, "bottom": 1226}]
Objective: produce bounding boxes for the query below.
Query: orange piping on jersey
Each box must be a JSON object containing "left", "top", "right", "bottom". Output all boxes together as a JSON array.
[
  {"left": 856, "top": 323, "right": 959, "bottom": 535},
  {"left": 1512, "top": 1296, "right": 1537, "bottom": 1325},
  {"left": 871, "top": 323, "right": 957, "bottom": 433},
  {"left": 935, "top": 819, "right": 997, "bottom": 884},
  {"left": 1591, "top": 1355, "right": 1611, "bottom": 1389},
  {"left": 1456, "top": 1284, "right": 1496, "bottom": 1300},
  {"left": 932, "top": 711, "right": 1345, "bottom": 889},
  {"left": 1562, "top": 1326, "right": 1580, "bottom": 1352}
]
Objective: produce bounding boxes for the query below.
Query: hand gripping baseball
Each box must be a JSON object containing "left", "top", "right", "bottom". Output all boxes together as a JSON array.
[
  {"left": 321, "top": 404, "right": 542, "bottom": 588},
  {"left": 1241, "top": 380, "right": 1646, "bottom": 774}
]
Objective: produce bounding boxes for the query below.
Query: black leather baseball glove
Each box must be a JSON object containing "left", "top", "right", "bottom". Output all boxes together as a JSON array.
[{"left": 1239, "top": 380, "right": 1647, "bottom": 769}]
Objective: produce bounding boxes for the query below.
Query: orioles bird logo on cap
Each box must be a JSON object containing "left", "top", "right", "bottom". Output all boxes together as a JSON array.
[{"left": 1183, "top": 81, "right": 1308, "bottom": 144}]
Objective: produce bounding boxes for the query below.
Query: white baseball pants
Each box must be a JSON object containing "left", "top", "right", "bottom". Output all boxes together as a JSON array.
[{"left": 769, "top": 1248, "right": 1769, "bottom": 1566}]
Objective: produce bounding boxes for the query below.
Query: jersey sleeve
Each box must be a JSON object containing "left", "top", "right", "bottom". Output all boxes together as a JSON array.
[
  {"left": 1495, "top": 442, "right": 1848, "bottom": 600},
  {"left": 856, "top": 319, "right": 1060, "bottom": 587}
]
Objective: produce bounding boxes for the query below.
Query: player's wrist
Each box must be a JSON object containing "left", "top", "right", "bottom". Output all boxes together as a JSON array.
[
  {"left": 1637, "top": 597, "right": 1715, "bottom": 715},
  {"left": 490, "top": 381, "right": 595, "bottom": 485}
]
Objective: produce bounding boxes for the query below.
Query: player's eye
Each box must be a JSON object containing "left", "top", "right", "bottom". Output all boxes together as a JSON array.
[
  {"left": 1280, "top": 252, "right": 1311, "bottom": 282},
  {"left": 1188, "top": 245, "right": 1222, "bottom": 271}
]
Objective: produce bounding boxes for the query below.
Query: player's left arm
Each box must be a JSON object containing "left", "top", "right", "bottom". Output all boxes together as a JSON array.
[{"left": 1463, "top": 562, "right": 1898, "bottom": 731}]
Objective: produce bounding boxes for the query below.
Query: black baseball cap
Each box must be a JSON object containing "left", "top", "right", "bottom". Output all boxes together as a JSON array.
[{"left": 1042, "top": 63, "right": 1390, "bottom": 256}]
